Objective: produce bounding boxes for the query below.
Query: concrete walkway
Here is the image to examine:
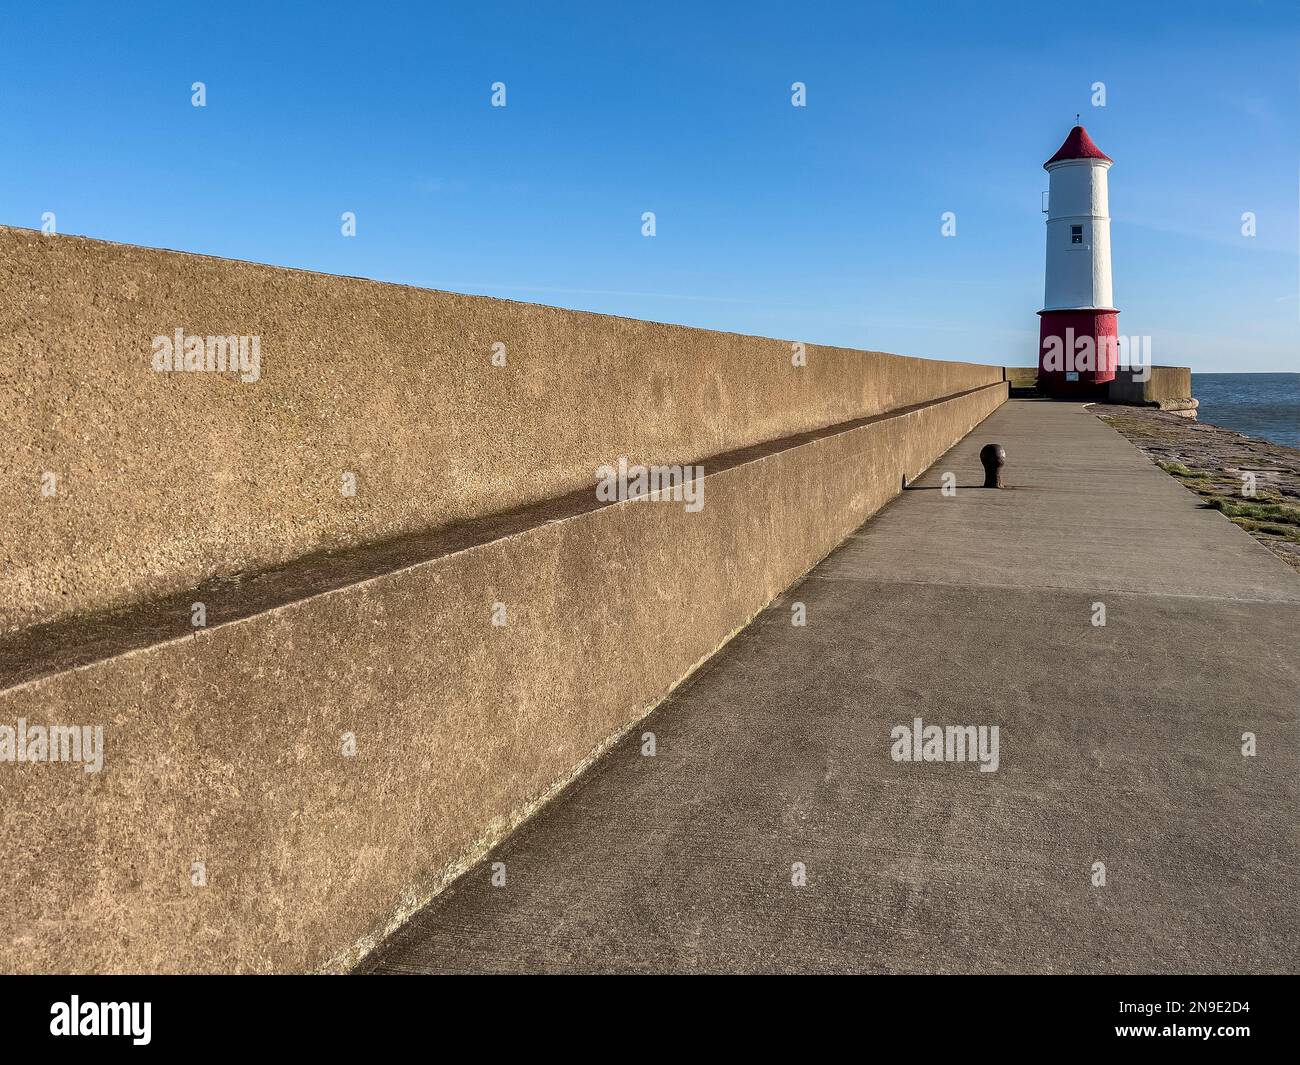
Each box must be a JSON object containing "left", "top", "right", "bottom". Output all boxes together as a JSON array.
[{"left": 363, "top": 400, "right": 1300, "bottom": 974}]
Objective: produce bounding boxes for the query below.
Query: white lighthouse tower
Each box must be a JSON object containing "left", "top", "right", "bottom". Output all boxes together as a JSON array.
[{"left": 1038, "top": 124, "right": 1118, "bottom": 396}]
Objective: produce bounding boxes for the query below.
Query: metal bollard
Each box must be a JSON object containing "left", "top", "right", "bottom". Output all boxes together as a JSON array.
[{"left": 980, "top": 443, "right": 1006, "bottom": 489}]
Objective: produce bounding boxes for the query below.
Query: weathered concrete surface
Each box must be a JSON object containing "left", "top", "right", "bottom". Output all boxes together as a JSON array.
[
  {"left": 0, "top": 382, "right": 1004, "bottom": 973},
  {"left": 1094, "top": 403, "right": 1300, "bottom": 574},
  {"left": 1005, "top": 365, "right": 1039, "bottom": 393},
  {"left": 363, "top": 400, "right": 1300, "bottom": 974},
  {"left": 0, "top": 226, "right": 1002, "bottom": 633},
  {"left": 1109, "top": 365, "right": 1194, "bottom": 409},
  {"left": 818, "top": 399, "right": 1295, "bottom": 601}
]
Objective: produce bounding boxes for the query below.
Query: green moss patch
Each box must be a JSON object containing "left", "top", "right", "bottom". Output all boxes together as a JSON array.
[{"left": 1205, "top": 497, "right": 1300, "bottom": 528}]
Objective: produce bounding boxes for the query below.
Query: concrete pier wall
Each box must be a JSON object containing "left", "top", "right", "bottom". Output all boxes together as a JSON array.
[
  {"left": 0, "top": 228, "right": 1007, "bottom": 972},
  {"left": 1108, "top": 365, "right": 1195, "bottom": 410},
  {"left": 1, "top": 227, "right": 1002, "bottom": 634}
]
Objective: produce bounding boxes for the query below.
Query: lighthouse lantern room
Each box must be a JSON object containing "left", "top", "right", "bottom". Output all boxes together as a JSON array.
[{"left": 1038, "top": 124, "right": 1118, "bottom": 397}]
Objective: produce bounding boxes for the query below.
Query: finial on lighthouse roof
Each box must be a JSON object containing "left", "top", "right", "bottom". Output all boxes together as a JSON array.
[{"left": 1044, "top": 124, "right": 1112, "bottom": 169}]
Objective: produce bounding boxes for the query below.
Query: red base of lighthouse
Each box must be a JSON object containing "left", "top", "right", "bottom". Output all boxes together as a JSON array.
[{"left": 1038, "top": 309, "right": 1119, "bottom": 398}]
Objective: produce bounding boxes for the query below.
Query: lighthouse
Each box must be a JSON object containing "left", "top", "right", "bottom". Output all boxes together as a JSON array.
[{"left": 1038, "top": 124, "right": 1118, "bottom": 397}]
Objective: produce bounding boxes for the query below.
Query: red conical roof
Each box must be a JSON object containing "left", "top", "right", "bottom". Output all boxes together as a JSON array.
[{"left": 1044, "top": 125, "right": 1112, "bottom": 168}]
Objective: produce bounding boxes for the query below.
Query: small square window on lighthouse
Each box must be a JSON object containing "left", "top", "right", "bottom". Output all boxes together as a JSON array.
[{"left": 1071, "top": 225, "right": 1084, "bottom": 244}]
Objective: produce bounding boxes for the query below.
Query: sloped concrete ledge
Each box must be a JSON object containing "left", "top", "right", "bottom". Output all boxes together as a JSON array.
[{"left": 0, "top": 381, "right": 1005, "bottom": 973}]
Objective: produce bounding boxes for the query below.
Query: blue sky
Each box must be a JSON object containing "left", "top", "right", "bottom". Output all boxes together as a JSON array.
[{"left": 2, "top": 0, "right": 1297, "bottom": 371}]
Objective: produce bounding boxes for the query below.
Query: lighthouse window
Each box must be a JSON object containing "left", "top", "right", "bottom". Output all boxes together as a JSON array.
[{"left": 1071, "top": 225, "right": 1084, "bottom": 244}]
